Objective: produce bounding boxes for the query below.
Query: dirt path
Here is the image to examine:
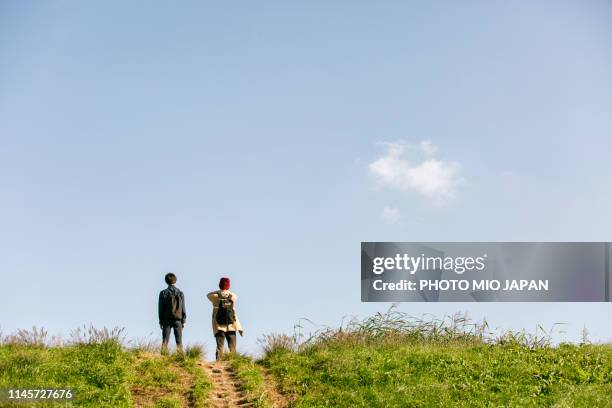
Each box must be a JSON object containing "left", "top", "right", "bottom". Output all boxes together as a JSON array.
[{"left": 200, "top": 361, "right": 252, "bottom": 408}]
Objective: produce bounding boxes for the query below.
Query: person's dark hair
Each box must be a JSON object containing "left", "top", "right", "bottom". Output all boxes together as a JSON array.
[{"left": 165, "top": 273, "right": 177, "bottom": 285}]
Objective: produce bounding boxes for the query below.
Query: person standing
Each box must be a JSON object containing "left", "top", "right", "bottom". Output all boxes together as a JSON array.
[
  {"left": 207, "top": 277, "right": 243, "bottom": 360},
  {"left": 158, "top": 273, "right": 186, "bottom": 354}
]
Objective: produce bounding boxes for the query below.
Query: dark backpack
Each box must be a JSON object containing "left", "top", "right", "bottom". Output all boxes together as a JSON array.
[
  {"left": 216, "top": 293, "right": 235, "bottom": 325},
  {"left": 160, "top": 288, "right": 184, "bottom": 321}
]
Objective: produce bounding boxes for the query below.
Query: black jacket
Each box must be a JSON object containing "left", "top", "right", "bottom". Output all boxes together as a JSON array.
[{"left": 158, "top": 285, "right": 186, "bottom": 324}]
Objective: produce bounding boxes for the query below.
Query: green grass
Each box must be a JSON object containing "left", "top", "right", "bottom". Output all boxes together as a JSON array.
[
  {"left": 0, "top": 341, "right": 133, "bottom": 407},
  {"left": 0, "top": 341, "right": 211, "bottom": 407},
  {"left": 228, "top": 353, "right": 271, "bottom": 408},
  {"left": 261, "top": 310, "right": 612, "bottom": 408},
  {"left": 175, "top": 347, "right": 211, "bottom": 407},
  {"left": 265, "top": 339, "right": 612, "bottom": 407},
  {"left": 2, "top": 313, "right": 610, "bottom": 407}
]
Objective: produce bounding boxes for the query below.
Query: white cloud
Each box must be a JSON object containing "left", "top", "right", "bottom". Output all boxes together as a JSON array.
[
  {"left": 381, "top": 206, "right": 401, "bottom": 224},
  {"left": 369, "top": 141, "right": 463, "bottom": 206}
]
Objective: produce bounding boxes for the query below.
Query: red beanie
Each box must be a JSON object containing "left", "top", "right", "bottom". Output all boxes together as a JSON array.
[{"left": 219, "top": 277, "right": 230, "bottom": 290}]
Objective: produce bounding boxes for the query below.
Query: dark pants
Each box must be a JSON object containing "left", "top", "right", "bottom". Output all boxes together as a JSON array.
[
  {"left": 161, "top": 320, "right": 183, "bottom": 352},
  {"left": 215, "top": 330, "right": 236, "bottom": 360}
]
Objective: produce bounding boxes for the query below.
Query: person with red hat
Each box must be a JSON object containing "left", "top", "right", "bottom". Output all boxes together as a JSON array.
[{"left": 207, "top": 277, "right": 243, "bottom": 360}]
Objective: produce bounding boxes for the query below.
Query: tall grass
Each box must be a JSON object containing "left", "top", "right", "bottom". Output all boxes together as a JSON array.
[
  {"left": 69, "top": 325, "right": 127, "bottom": 345},
  {"left": 262, "top": 305, "right": 566, "bottom": 356},
  {"left": 1, "top": 326, "right": 52, "bottom": 347},
  {"left": 0, "top": 324, "right": 127, "bottom": 348}
]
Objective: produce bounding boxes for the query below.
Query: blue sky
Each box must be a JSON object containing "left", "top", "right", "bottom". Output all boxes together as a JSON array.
[{"left": 1, "top": 1, "right": 611, "bottom": 358}]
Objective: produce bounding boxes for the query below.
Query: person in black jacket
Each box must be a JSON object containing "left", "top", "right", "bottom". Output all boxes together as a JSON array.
[{"left": 158, "top": 273, "right": 186, "bottom": 354}]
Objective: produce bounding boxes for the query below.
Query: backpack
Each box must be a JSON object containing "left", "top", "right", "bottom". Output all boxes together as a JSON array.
[
  {"left": 216, "top": 293, "right": 235, "bottom": 325},
  {"left": 169, "top": 290, "right": 183, "bottom": 320},
  {"left": 161, "top": 288, "right": 184, "bottom": 321}
]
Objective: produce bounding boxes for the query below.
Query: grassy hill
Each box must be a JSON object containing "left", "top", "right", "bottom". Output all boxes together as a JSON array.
[
  {"left": 0, "top": 328, "right": 210, "bottom": 407},
  {"left": 261, "top": 333, "right": 611, "bottom": 407},
  {"left": 256, "top": 310, "right": 612, "bottom": 408},
  {"left": 1, "top": 311, "right": 611, "bottom": 407}
]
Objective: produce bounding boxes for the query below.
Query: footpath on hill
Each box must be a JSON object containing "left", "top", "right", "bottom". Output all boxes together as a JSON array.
[
  {"left": 199, "top": 358, "right": 290, "bottom": 408},
  {"left": 200, "top": 361, "right": 250, "bottom": 408}
]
